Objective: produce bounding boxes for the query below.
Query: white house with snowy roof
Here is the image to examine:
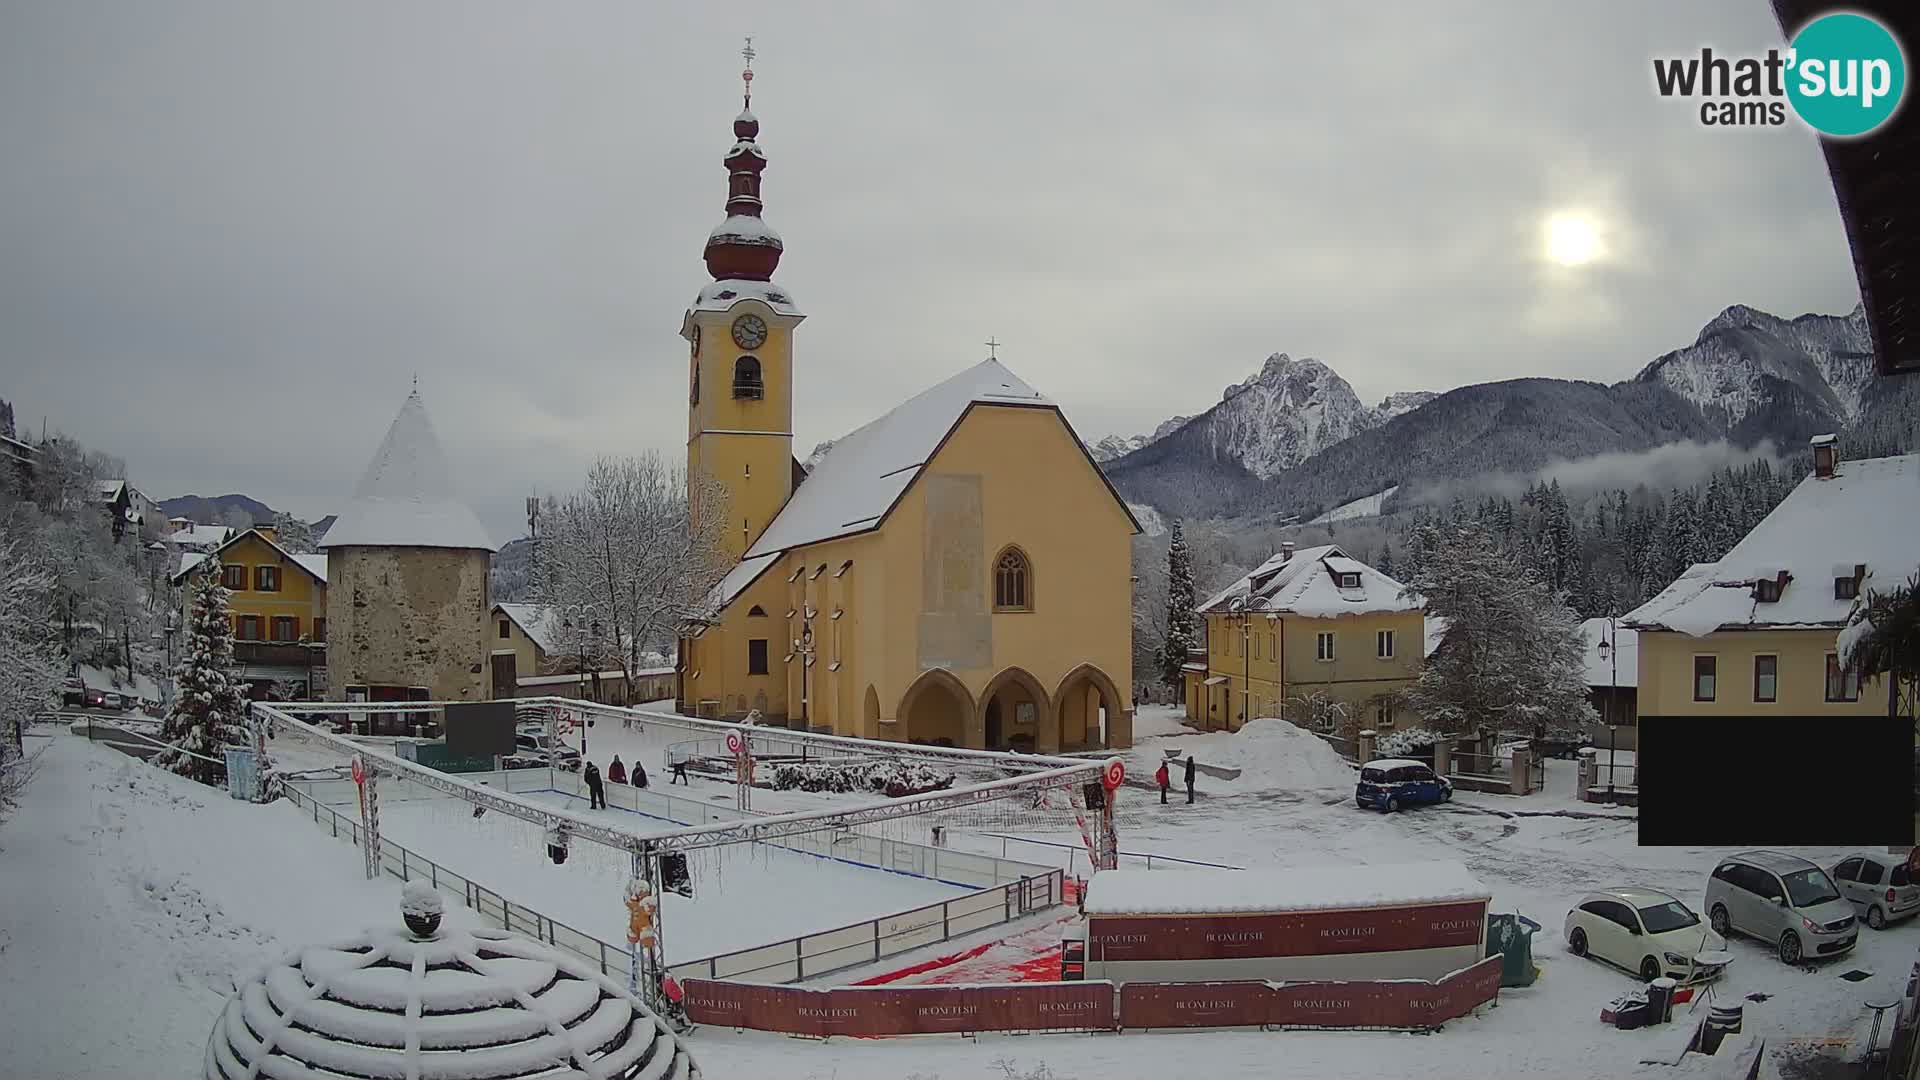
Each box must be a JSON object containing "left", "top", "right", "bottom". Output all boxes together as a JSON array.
[
  {"left": 674, "top": 64, "right": 1138, "bottom": 750},
  {"left": 1185, "top": 542, "right": 1427, "bottom": 736},
  {"left": 1624, "top": 441, "right": 1918, "bottom": 724},
  {"left": 322, "top": 389, "right": 496, "bottom": 722}
]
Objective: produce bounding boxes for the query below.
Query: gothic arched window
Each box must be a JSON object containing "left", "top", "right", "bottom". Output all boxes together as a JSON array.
[
  {"left": 993, "top": 546, "right": 1032, "bottom": 612},
  {"left": 732, "top": 356, "right": 764, "bottom": 399}
]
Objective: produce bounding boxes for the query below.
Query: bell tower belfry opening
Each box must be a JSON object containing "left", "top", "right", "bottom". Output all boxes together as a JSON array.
[{"left": 684, "top": 37, "right": 805, "bottom": 561}]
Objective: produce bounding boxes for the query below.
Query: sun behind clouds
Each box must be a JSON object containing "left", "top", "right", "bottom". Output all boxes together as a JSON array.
[{"left": 1543, "top": 211, "right": 1604, "bottom": 267}]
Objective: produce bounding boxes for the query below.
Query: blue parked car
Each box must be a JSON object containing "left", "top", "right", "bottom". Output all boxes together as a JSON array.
[{"left": 1356, "top": 758, "right": 1453, "bottom": 812}]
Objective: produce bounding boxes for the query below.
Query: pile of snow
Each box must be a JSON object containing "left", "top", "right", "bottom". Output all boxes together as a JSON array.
[
  {"left": 1134, "top": 718, "right": 1355, "bottom": 794},
  {"left": 401, "top": 880, "right": 444, "bottom": 919}
]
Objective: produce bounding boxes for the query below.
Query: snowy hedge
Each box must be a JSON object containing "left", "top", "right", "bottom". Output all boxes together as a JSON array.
[
  {"left": 1375, "top": 727, "right": 1443, "bottom": 758},
  {"left": 769, "top": 759, "right": 955, "bottom": 796}
]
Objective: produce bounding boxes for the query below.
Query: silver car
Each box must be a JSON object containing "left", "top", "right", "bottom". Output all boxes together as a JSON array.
[
  {"left": 1704, "top": 850, "right": 1857, "bottom": 965},
  {"left": 1831, "top": 852, "right": 1920, "bottom": 930}
]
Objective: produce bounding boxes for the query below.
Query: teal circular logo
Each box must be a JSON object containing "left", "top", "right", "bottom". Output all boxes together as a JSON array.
[{"left": 1787, "top": 13, "right": 1906, "bottom": 137}]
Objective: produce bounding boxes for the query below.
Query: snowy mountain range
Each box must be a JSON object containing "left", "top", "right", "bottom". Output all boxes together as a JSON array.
[
  {"left": 1103, "top": 302, "right": 1877, "bottom": 522},
  {"left": 1089, "top": 356, "right": 1435, "bottom": 472}
]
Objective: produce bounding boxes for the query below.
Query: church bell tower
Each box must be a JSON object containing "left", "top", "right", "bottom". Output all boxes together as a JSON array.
[{"left": 683, "top": 38, "right": 804, "bottom": 561}]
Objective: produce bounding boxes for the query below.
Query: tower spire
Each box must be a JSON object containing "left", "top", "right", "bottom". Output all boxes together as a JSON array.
[
  {"left": 741, "top": 36, "right": 755, "bottom": 109},
  {"left": 704, "top": 37, "right": 783, "bottom": 282}
]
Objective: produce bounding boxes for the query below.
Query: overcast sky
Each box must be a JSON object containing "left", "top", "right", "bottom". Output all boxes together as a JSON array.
[{"left": 0, "top": 2, "right": 1864, "bottom": 542}]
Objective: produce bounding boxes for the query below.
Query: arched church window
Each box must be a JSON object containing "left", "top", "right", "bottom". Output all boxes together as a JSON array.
[
  {"left": 993, "top": 547, "right": 1032, "bottom": 612},
  {"left": 732, "top": 356, "right": 764, "bottom": 399}
]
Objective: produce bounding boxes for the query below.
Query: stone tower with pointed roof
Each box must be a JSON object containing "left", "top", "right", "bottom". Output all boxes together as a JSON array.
[
  {"left": 323, "top": 390, "right": 497, "bottom": 712},
  {"left": 676, "top": 49, "right": 1139, "bottom": 750}
]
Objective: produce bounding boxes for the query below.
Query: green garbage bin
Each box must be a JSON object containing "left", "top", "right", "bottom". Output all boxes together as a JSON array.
[{"left": 1485, "top": 913, "right": 1540, "bottom": 987}]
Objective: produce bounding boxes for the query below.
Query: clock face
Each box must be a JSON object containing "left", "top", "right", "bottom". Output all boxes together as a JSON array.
[{"left": 731, "top": 314, "right": 768, "bottom": 350}]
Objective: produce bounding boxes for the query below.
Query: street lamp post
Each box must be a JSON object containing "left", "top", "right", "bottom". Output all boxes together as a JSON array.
[
  {"left": 793, "top": 622, "right": 815, "bottom": 730},
  {"left": 1598, "top": 608, "right": 1619, "bottom": 803}
]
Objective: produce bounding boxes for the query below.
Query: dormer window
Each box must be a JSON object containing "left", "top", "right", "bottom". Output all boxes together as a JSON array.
[
  {"left": 1754, "top": 572, "right": 1789, "bottom": 603},
  {"left": 1337, "top": 572, "right": 1361, "bottom": 589},
  {"left": 1835, "top": 576, "right": 1859, "bottom": 601},
  {"left": 732, "top": 356, "right": 764, "bottom": 400}
]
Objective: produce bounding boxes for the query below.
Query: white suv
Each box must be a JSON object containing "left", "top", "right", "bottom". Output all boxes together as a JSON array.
[{"left": 1704, "top": 851, "right": 1857, "bottom": 965}]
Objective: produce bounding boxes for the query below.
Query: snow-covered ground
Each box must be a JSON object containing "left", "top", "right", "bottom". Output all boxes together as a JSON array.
[
  {"left": 368, "top": 787, "right": 970, "bottom": 963},
  {"left": 1308, "top": 484, "right": 1400, "bottom": 524},
  {"left": 6, "top": 727, "right": 1911, "bottom": 1079}
]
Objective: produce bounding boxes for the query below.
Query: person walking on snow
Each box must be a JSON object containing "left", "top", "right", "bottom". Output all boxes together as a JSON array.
[
  {"left": 584, "top": 761, "right": 606, "bottom": 809},
  {"left": 1154, "top": 760, "right": 1170, "bottom": 804},
  {"left": 634, "top": 760, "right": 649, "bottom": 789},
  {"left": 1184, "top": 756, "right": 1197, "bottom": 804},
  {"left": 671, "top": 757, "right": 690, "bottom": 785},
  {"left": 607, "top": 756, "right": 627, "bottom": 785}
]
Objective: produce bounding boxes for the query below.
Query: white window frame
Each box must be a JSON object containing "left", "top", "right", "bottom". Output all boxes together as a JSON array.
[
  {"left": 1316, "top": 631, "right": 1336, "bottom": 662},
  {"left": 1377, "top": 629, "right": 1395, "bottom": 659}
]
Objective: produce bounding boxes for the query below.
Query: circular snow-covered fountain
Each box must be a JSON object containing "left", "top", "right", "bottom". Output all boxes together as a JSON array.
[{"left": 205, "top": 883, "right": 701, "bottom": 1079}]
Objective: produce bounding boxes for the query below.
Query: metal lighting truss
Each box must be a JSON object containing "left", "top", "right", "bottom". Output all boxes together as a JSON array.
[{"left": 254, "top": 702, "right": 1105, "bottom": 854}]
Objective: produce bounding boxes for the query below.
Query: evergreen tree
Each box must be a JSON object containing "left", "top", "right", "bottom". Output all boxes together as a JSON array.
[
  {"left": 1157, "top": 520, "right": 1198, "bottom": 687},
  {"left": 1400, "top": 521, "right": 1596, "bottom": 741},
  {"left": 155, "top": 572, "right": 252, "bottom": 785},
  {"left": 1378, "top": 543, "right": 1395, "bottom": 578}
]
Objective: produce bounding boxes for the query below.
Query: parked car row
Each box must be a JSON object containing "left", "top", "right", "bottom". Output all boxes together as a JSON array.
[{"left": 1563, "top": 848, "right": 1906, "bottom": 987}]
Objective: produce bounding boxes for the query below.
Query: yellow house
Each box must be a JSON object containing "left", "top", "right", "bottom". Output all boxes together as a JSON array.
[
  {"left": 491, "top": 602, "right": 676, "bottom": 704},
  {"left": 674, "top": 79, "right": 1138, "bottom": 750},
  {"left": 1185, "top": 543, "right": 1426, "bottom": 735},
  {"left": 173, "top": 526, "right": 329, "bottom": 695},
  {"left": 490, "top": 602, "right": 557, "bottom": 695},
  {"left": 1626, "top": 445, "right": 1917, "bottom": 724}
]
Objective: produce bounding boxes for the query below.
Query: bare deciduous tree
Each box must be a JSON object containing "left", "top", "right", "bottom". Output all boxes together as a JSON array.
[{"left": 531, "top": 454, "right": 731, "bottom": 694}]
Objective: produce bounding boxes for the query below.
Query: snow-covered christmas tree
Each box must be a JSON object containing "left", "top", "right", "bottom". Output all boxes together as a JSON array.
[
  {"left": 154, "top": 572, "right": 253, "bottom": 784},
  {"left": 1157, "top": 520, "right": 1198, "bottom": 687}
]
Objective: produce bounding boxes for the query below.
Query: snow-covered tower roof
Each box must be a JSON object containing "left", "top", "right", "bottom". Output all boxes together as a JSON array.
[
  {"left": 703, "top": 38, "right": 784, "bottom": 283},
  {"left": 320, "top": 389, "right": 496, "bottom": 552},
  {"left": 205, "top": 895, "right": 701, "bottom": 1079}
]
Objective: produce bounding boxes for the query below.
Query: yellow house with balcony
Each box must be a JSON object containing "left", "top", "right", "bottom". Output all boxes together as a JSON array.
[
  {"left": 674, "top": 73, "right": 1137, "bottom": 750},
  {"left": 173, "top": 525, "right": 329, "bottom": 696},
  {"left": 1184, "top": 543, "right": 1426, "bottom": 734},
  {"left": 1625, "top": 443, "right": 1918, "bottom": 725}
]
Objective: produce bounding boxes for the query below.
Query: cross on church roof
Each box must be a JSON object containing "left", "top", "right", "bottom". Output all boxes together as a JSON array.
[
  {"left": 741, "top": 36, "right": 755, "bottom": 105},
  {"left": 984, "top": 337, "right": 1001, "bottom": 359}
]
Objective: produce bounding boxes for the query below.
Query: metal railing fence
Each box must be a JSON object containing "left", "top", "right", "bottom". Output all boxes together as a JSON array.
[{"left": 280, "top": 766, "right": 1064, "bottom": 986}]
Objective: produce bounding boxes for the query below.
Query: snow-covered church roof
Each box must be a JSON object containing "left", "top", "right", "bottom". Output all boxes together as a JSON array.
[
  {"left": 205, "top": 898, "right": 700, "bottom": 1080},
  {"left": 1198, "top": 544, "right": 1419, "bottom": 618},
  {"left": 742, "top": 358, "right": 1077, "bottom": 559},
  {"left": 1625, "top": 452, "right": 1920, "bottom": 637},
  {"left": 320, "top": 390, "right": 497, "bottom": 552}
]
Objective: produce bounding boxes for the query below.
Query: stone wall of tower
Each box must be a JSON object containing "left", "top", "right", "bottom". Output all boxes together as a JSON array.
[{"left": 325, "top": 546, "right": 490, "bottom": 702}]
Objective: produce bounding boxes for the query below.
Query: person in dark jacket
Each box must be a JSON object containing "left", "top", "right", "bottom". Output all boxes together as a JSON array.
[
  {"left": 607, "top": 756, "right": 627, "bottom": 785},
  {"left": 584, "top": 761, "right": 606, "bottom": 809},
  {"left": 1154, "top": 761, "right": 1170, "bottom": 804},
  {"left": 634, "top": 760, "right": 649, "bottom": 789},
  {"left": 1184, "top": 756, "right": 1197, "bottom": 804},
  {"left": 671, "top": 758, "right": 690, "bottom": 785}
]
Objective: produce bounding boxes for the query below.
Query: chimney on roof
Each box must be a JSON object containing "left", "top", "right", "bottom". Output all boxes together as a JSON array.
[
  {"left": 1811, "top": 433, "right": 1838, "bottom": 479},
  {"left": 1281, "top": 541, "right": 1295, "bottom": 560}
]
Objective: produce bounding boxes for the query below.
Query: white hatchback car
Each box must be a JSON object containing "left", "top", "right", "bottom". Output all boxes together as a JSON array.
[{"left": 1564, "top": 888, "right": 1732, "bottom": 984}]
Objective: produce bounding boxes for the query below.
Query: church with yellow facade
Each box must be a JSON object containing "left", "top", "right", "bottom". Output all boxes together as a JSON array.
[{"left": 674, "top": 60, "right": 1137, "bottom": 751}]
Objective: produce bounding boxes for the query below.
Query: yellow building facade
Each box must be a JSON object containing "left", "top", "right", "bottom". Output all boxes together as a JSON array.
[
  {"left": 1184, "top": 545, "right": 1425, "bottom": 734},
  {"left": 175, "top": 527, "right": 329, "bottom": 648},
  {"left": 675, "top": 79, "right": 1137, "bottom": 750},
  {"left": 1626, "top": 447, "right": 1916, "bottom": 726}
]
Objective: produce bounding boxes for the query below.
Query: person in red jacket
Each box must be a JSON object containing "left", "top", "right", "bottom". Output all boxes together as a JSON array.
[
  {"left": 607, "top": 756, "right": 628, "bottom": 785},
  {"left": 1154, "top": 760, "right": 1170, "bottom": 804}
]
